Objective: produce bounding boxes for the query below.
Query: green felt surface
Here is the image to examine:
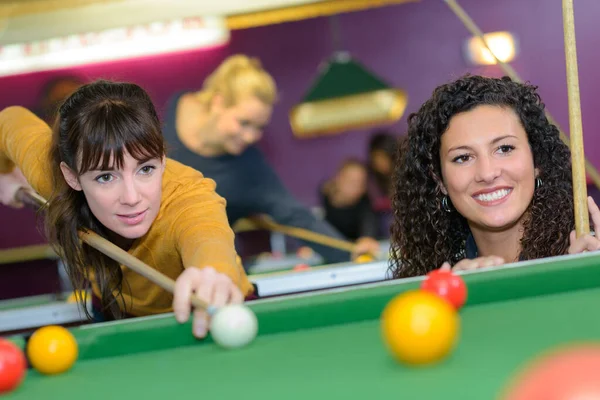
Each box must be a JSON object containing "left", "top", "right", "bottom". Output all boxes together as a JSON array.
[
  {"left": 8, "top": 288, "right": 600, "bottom": 400},
  {"left": 5, "top": 251, "right": 600, "bottom": 399}
]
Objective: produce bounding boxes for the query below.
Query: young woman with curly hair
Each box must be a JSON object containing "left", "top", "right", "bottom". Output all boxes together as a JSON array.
[{"left": 390, "top": 75, "right": 600, "bottom": 278}]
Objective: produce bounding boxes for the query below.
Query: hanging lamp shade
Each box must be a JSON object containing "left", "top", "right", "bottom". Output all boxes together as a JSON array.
[{"left": 290, "top": 52, "right": 407, "bottom": 138}]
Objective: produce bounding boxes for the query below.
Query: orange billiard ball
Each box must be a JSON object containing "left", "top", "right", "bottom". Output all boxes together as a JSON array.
[
  {"left": 0, "top": 338, "right": 26, "bottom": 394},
  {"left": 27, "top": 326, "right": 78, "bottom": 375},
  {"left": 381, "top": 290, "right": 459, "bottom": 366}
]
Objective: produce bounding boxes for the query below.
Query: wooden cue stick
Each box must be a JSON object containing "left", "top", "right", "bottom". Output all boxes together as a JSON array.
[
  {"left": 14, "top": 188, "right": 216, "bottom": 314},
  {"left": 15, "top": 189, "right": 47, "bottom": 209},
  {"left": 443, "top": 0, "right": 600, "bottom": 193},
  {"left": 77, "top": 230, "right": 215, "bottom": 313},
  {"left": 562, "top": 0, "right": 589, "bottom": 236},
  {"left": 248, "top": 215, "right": 357, "bottom": 253},
  {"left": 0, "top": 244, "right": 58, "bottom": 265}
]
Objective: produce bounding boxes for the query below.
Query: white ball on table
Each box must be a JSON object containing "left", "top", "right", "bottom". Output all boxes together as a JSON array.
[{"left": 210, "top": 304, "right": 258, "bottom": 349}]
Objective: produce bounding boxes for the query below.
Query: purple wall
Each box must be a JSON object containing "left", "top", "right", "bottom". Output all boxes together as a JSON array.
[
  {"left": 1, "top": 0, "right": 600, "bottom": 248},
  {"left": 235, "top": 0, "right": 600, "bottom": 206}
]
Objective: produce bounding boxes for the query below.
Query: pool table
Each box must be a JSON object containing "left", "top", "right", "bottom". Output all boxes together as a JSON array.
[
  {"left": 246, "top": 239, "right": 391, "bottom": 275},
  {"left": 5, "top": 251, "right": 600, "bottom": 399},
  {"left": 0, "top": 259, "right": 389, "bottom": 333}
]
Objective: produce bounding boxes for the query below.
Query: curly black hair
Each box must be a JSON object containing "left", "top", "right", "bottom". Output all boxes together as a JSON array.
[{"left": 390, "top": 75, "right": 574, "bottom": 278}]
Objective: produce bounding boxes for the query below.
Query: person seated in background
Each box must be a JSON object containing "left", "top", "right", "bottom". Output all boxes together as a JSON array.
[
  {"left": 367, "top": 131, "right": 398, "bottom": 211},
  {"left": 366, "top": 131, "right": 402, "bottom": 238},
  {"left": 162, "top": 54, "right": 380, "bottom": 264},
  {"left": 320, "top": 159, "right": 379, "bottom": 243}
]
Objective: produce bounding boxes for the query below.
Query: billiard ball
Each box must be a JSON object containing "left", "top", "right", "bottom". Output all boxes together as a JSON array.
[
  {"left": 500, "top": 344, "right": 600, "bottom": 399},
  {"left": 210, "top": 304, "right": 258, "bottom": 349},
  {"left": 293, "top": 263, "right": 311, "bottom": 272},
  {"left": 421, "top": 269, "right": 467, "bottom": 310},
  {"left": 66, "top": 290, "right": 87, "bottom": 304},
  {"left": 381, "top": 290, "right": 459, "bottom": 365},
  {"left": 355, "top": 254, "right": 375, "bottom": 263},
  {"left": 27, "top": 326, "right": 78, "bottom": 375},
  {"left": 0, "top": 339, "right": 26, "bottom": 394}
]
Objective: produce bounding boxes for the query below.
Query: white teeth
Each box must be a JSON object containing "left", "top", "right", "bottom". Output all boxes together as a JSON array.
[{"left": 475, "top": 189, "right": 511, "bottom": 202}]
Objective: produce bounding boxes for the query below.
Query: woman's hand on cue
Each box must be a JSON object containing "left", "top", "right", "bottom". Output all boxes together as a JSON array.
[
  {"left": 568, "top": 196, "right": 600, "bottom": 254},
  {"left": 446, "top": 256, "right": 505, "bottom": 272},
  {"left": 0, "top": 167, "right": 31, "bottom": 208},
  {"left": 352, "top": 237, "right": 381, "bottom": 260},
  {"left": 173, "top": 266, "right": 244, "bottom": 338}
]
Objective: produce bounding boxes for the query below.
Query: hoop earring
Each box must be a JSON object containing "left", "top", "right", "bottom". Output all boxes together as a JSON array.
[
  {"left": 535, "top": 177, "right": 543, "bottom": 189},
  {"left": 441, "top": 195, "right": 452, "bottom": 213}
]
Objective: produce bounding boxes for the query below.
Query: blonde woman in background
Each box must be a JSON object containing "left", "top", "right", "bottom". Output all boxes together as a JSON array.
[{"left": 163, "top": 55, "right": 380, "bottom": 266}]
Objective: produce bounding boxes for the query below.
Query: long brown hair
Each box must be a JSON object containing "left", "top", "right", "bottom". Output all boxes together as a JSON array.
[{"left": 45, "top": 80, "right": 166, "bottom": 319}]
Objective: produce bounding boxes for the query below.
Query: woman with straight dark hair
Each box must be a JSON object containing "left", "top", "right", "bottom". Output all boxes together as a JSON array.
[{"left": 0, "top": 80, "right": 252, "bottom": 338}]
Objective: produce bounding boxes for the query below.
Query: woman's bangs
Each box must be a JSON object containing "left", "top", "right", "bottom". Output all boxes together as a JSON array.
[{"left": 77, "top": 105, "right": 164, "bottom": 174}]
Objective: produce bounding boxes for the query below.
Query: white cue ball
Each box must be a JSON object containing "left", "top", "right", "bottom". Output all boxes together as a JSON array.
[{"left": 210, "top": 304, "right": 258, "bottom": 349}]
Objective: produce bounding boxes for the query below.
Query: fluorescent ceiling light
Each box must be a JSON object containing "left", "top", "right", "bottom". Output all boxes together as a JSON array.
[{"left": 0, "top": 15, "right": 229, "bottom": 77}]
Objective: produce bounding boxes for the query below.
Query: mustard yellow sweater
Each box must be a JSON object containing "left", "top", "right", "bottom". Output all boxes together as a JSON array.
[{"left": 0, "top": 106, "right": 253, "bottom": 316}]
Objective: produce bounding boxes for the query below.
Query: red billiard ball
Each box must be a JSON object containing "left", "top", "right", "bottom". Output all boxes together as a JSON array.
[
  {"left": 293, "top": 264, "right": 311, "bottom": 272},
  {"left": 500, "top": 344, "right": 600, "bottom": 400},
  {"left": 421, "top": 269, "right": 467, "bottom": 310},
  {"left": 0, "top": 338, "right": 26, "bottom": 394}
]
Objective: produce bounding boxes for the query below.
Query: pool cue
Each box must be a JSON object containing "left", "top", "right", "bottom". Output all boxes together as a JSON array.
[
  {"left": 14, "top": 188, "right": 47, "bottom": 209},
  {"left": 443, "top": 0, "right": 600, "bottom": 193},
  {"left": 247, "top": 215, "right": 357, "bottom": 253},
  {"left": 0, "top": 244, "right": 57, "bottom": 265},
  {"left": 562, "top": 0, "right": 589, "bottom": 236},
  {"left": 14, "top": 188, "right": 216, "bottom": 314},
  {"left": 77, "top": 230, "right": 215, "bottom": 313}
]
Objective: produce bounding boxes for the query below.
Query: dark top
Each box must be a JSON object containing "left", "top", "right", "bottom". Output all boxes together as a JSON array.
[
  {"left": 464, "top": 233, "right": 524, "bottom": 262},
  {"left": 162, "top": 92, "right": 350, "bottom": 264},
  {"left": 320, "top": 187, "right": 379, "bottom": 241},
  {"left": 465, "top": 234, "right": 478, "bottom": 259}
]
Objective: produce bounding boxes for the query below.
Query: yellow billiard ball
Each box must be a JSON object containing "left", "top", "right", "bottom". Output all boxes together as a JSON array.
[
  {"left": 27, "top": 326, "right": 78, "bottom": 375},
  {"left": 66, "top": 290, "right": 87, "bottom": 304},
  {"left": 381, "top": 290, "right": 459, "bottom": 365},
  {"left": 354, "top": 254, "right": 375, "bottom": 263}
]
